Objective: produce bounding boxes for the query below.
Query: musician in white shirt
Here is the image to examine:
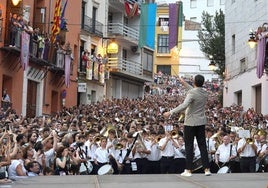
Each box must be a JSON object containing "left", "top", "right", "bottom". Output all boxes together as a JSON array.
[
  {"left": 147, "top": 131, "right": 161, "bottom": 174},
  {"left": 171, "top": 135, "right": 186, "bottom": 173},
  {"left": 158, "top": 131, "right": 175, "bottom": 174},
  {"left": 237, "top": 136, "right": 258, "bottom": 172},
  {"left": 215, "top": 135, "right": 237, "bottom": 171}
]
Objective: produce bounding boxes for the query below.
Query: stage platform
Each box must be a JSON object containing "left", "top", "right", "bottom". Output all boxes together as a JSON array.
[{"left": 2, "top": 173, "right": 268, "bottom": 188}]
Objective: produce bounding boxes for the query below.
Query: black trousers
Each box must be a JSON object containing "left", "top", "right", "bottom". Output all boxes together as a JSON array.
[
  {"left": 184, "top": 125, "right": 210, "bottom": 171},
  {"left": 240, "top": 157, "right": 256, "bottom": 173},
  {"left": 147, "top": 160, "right": 161, "bottom": 174}
]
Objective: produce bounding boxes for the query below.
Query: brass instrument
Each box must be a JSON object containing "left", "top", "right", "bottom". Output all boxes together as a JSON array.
[
  {"left": 211, "top": 132, "right": 222, "bottom": 149},
  {"left": 100, "top": 124, "right": 116, "bottom": 137},
  {"left": 115, "top": 143, "right": 123, "bottom": 150},
  {"left": 178, "top": 113, "right": 185, "bottom": 123},
  {"left": 246, "top": 138, "right": 254, "bottom": 145},
  {"left": 93, "top": 136, "right": 101, "bottom": 145},
  {"left": 156, "top": 135, "right": 162, "bottom": 142},
  {"left": 171, "top": 130, "right": 178, "bottom": 139}
]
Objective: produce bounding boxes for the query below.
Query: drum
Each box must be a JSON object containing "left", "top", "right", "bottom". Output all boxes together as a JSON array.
[
  {"left": 98, "top": 164, "right": 114, "bottom": 175},
  {"left": 217, "top": 166, "right": 230, "bottom": 174},
  {"left": 192, "top": 155, "right": 203, "bottom": 172},
  {"left": 79, "top": 160, "right": 93, "bottom": 175}
]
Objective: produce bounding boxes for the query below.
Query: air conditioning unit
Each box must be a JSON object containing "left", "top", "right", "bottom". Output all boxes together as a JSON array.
[{"left": 131, "top": 46, "right": 140, "bottom": 54}]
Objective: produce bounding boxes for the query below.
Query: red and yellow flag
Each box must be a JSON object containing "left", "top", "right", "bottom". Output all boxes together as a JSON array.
[{"left": 51, "top": 0, "right": 62, "bottom": 43}]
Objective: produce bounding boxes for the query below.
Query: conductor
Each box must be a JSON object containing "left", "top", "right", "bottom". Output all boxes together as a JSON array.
[{"left": 163, "top": 75, "right": 211, "bottom": 177}]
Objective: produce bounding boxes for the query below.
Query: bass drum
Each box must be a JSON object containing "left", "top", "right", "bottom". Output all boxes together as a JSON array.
[
  {"left": 98, "top": 164, "right": 114, "bottom": 175},
  {"left": 79, "top": 160, "right": 93, "bottom": 175},
  {"left": 192, "top": 155, "right": 203, "bottom": 172},
  {"left": 217, "top": 166, "right": 230, "bottom": 174}
]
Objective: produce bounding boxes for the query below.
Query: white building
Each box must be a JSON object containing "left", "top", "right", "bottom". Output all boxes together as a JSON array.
[
  {"left": 155, "top": 0, "right": 224, "bottom": 81},
  {"left": 179, "top": 0, "right": 224, "bottom": 81},
  {"left": 224, "top": 0, "right": 268, "bottom": 115}
]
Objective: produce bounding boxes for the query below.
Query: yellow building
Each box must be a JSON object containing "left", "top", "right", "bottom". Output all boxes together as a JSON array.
[{"left": 154, "top": 2, "right": 183, "bottom": 76}]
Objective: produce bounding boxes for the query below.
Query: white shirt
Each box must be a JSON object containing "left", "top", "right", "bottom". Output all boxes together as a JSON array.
[
  {"left": 158, "top": 137, "right": 174, "bottom": 157},
  {"left": 8, "top": 159, "right": 27, "bottom": 178},
  {"left": 237, "top": 138, "right": 256, "bottom": 157},
  {"left": 147, "top": 141, "right": 161, "bottom": 161},
  {"left": 94, "top": 147, "right": 110, "bottom": 163},
  {"left": 216, "top": 143, "right": 237, "bottom": 163}
]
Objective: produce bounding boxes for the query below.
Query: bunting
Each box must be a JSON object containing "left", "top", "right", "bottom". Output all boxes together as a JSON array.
[
  {"left": 20, "top": 31, "right": 30, "bottom": 71},
  {"left": 65, "top": 54, "right": 71, "bottom": 88},
  {"left": 51, "top": 0, "right": 62, "bottom": 43},
  {"left": 138, "top": 3, "right": 157, "bottom": 49},
  {"left": 168, "top": 2, "right": 183, "bottom": 50}
]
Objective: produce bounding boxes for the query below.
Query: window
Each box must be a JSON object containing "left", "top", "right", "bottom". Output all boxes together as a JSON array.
[
  {"left": 142, "top": 49, "right": 153, "bottom": 72},
  {"left": 232, "top": 34, "right": 235, "bottom": 54},
  {"left": 157, "top": 65, "right": 171, "bottom": 75},
  {"left": 157, "top": 34, "right": 169, "bottom": 53},
  {"left": 190, "top": 0, "right": 197, "bottom": 8},
  {"left": 190, "top": 17, "right": 197, "bottom": 22},
  {"left": 158, "top": 17, "right": 169, "bottom": 26},
  {"left": 207, "top": 0, "right": 214, "bottom": 7},
  {"left": 220, "top": 0, "right": 225, "bottom": 5},
  {"left": 240, "top": 57, "right": 247, "bottom": 73}
]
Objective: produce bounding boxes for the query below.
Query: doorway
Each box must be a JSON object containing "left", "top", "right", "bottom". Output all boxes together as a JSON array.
[{"left": 26, "top": 80, "right": 37, "bottom": 117}]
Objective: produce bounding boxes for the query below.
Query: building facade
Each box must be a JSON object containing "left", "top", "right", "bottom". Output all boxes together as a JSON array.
[
  {"left": 224, "top": 0, "right": 268, "bottom": 115},
  {"left": 0, "top": 0, "right": 80, "bottom": 116},
  {"left": 179, "top": 0, "right": 224, "bottom": 81}
]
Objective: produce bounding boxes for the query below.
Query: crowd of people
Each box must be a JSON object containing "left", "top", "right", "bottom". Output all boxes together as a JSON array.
[{"left": 0, "top": 75, "right": 267, "bottom": 183}]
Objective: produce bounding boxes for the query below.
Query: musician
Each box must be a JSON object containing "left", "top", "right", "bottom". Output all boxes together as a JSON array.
[
  {"left": 106, "top": 129, "right": 119, "bottom": 174},
  {"left": 215, "top": 135, "right": 237, "bottom": 172},
  {"left": 171, "top": 135, "right": 186, "bottom": 173},
  {"left": 205, "top": 128, "right": 216, "bottom": 172},
  {"left": 84, "top": 129, "right": 97, "bottom": 174},
  {"left": 258, "top": 138, "right": 268, "bottom": 172},
  {"left": 146, "top": 131, "right": 161, "bottom": 174},
  {"left": 132, "top": 130, "right": 151, "bottom": 174},
  {"left": 158, "top": 130, "right": 174, "bottom": 174},
  {"left": 114, "top": 138, "right": 131, "bottom": 174},
  {"left": 93, "top": 137, "right": 115, "bottom": 173},
  {"left": 237, "top": 136, "right": 258, "bottom": 172}
]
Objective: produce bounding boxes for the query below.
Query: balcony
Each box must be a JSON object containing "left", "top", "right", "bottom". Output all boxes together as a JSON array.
[
  {"left": 81, "top": 15, "right": 103, "bottom": 37},
  {"left": 107, "top": 57, "right": 144, "bottom": 79},
  {"left": 108, "top": 22, "right": 139, "bottom": 42},
  {"left": 1, "top": 30, "right": 71, "bottom": 76}
]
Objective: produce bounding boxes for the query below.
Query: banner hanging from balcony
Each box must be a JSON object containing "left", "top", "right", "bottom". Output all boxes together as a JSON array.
[
  {"left": 20, "top": 31, "right": 30, "bottom": 71},
  {"left": 169, "top": 1, "right": 183, "bottom": 50},
  {"left": 51, "top": 0, "right": 62, "bottom": 43},
  {"left": 65, "top": 54, "right": 71, "bottom": 88},
  {"left": 138, "top": 3, "right": 156, "bottom": 49},
  {"left": 125, "top": 1, "right": 139, "bottom": 18}
]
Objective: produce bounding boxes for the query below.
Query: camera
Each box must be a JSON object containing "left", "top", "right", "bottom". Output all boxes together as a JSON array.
[{"left": 76, "top": 142, "right": 84, "bottom": 147}]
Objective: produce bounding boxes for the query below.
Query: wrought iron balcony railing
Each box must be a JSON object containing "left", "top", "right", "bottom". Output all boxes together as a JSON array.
[{"left": 81, "top": 15, "right": 103, "bottom": 37}]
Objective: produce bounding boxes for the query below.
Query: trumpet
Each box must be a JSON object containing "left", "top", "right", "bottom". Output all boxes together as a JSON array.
[
  {"left": 171, "top": 130, "right": 178, "bottom": 139},
  {"left": 246, "top": 138, "right": 254, "bottom": 145},
  {"left": 155, "top": 135, "right": 162, "bottom": 142},
  {"left": 93, "top": 136, "right": 101, "bottom": 145}
]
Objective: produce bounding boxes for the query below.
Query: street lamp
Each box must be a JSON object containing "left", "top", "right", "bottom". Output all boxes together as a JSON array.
[
  {"left": 11, "top": 0, "right": 21, "bottom": 6},
  {"left": 248, "top": 30, "right": 257, "bottom": 48},
  {"left": 208, "top": 60, "right": 216, "bottom": 70}
]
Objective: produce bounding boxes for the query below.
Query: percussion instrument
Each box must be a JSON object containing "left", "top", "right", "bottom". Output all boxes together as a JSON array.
[
  {"left": 217, "top": 166, "right": 230, "bottom": 174},
  {"left": 79, "top": 160, "right": 93, "bottom": 175},
  {"left": 192, "top": 155, "right": 203, "bottom": 172},
  {"left": 98, "top": 164, "right": 114, "bottom": 175}
]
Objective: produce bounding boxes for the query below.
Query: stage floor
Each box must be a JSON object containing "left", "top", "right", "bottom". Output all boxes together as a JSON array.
[{"left": 2, "top": 173, "right": 268, "bottom": 188}]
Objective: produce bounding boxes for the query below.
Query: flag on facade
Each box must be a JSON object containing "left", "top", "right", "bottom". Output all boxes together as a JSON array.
[
  {"left": 125, "top": 1, "right": 139, "bottom": 18},
  {"left": 65, "top": 54, "right": 71, "bottom": 87},
  {"left": 138, "top": 3, "right": 157, "bottom": 49},
  {"left": 20, "top": 31, "right": 30, "bottom": 71},
  {"left": 256, "top": 35, "right": 266, "bottom": 78},
  {"left": 168, "top": 1, "right": 183, "bottom": 50},
  {"left": 86, "top": 60, "right": 93, "bottom": 80},
  {"left": 51, "top": 0, "right": 62, "bottom": 43},
  {"left": 60, "top": 0, "right": 68, "bottom": 30}
]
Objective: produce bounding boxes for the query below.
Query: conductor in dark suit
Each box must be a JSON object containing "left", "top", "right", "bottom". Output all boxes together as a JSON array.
[{"left": 163, "top": 75, "right": 211, "bottom": 176}]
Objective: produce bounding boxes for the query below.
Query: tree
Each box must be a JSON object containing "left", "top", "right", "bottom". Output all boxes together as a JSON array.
[{"left": 197, "top": 9, "right": 225, "bottom": 78}]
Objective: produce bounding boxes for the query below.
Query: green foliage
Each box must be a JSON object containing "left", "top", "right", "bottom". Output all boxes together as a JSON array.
[{"left": 197, "top": 9, "right": 225, "bottom": 78}]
